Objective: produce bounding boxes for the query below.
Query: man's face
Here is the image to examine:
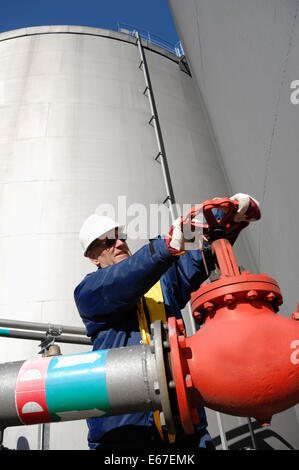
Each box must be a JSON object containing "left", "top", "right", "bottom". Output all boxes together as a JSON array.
[{"left": 87, "top": 228, "right": 132, "bottom": 268}]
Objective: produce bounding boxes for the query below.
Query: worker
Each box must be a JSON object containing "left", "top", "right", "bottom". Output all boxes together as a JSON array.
[{"left": 74, "top": 194, "right": 261, "bottom": 452}]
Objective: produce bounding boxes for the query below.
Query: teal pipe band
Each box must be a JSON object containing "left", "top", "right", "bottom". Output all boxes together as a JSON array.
[
  {"left": 45, "top": 350, "right": 110, "bottom": 422},
  {"left": 0, "top": 328, "right": 11, "bottom": 336}
]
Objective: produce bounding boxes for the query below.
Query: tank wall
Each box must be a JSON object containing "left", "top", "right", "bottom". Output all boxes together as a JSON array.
[
  {"left": 168, "top": 0, "right": 299, "bottom": 449},
  {"left": 0, "top": 26, "right": 249, "bottom": 450}
]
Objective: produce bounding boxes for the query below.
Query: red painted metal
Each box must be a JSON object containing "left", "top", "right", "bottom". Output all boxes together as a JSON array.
[
  {"left": 16, "top": 357, "right": 52, "bottom": 425},
  {"left": 168, "top": 317, "right": 195, "bottom": 433},
  {"left": 182, "top": 197, "right": 247, "bottom": 242},
  {"left": 169, "top": 198, "right": 299, "bottom": 433}
]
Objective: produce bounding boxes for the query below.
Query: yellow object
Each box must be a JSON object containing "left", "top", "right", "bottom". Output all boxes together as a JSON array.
[
  {"left": 153, "top": 410, "right": 164, "bottom": 440},
  {"left": 136, "top": 298, "right": 151, "bottom": 345},
  {"left": 136, "top": 280, "right": 167, "bottom": 343},
  {"left": 136, "top": 281, "right": 176, "bottom": 444},
  {"left": 144, "top": 281, "right": 167, "bottom": 323}
]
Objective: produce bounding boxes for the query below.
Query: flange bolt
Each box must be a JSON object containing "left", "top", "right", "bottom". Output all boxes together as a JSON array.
[
  {"left": 224, "top": 294, "right": 235, "bottom": 305},
  {"left": 266, "top": 292, "right": 276, "bottom": 302},
  {"left": 247, "top": 290, "right": 258, "bottom": 301},
  {"left": 193, "top": 310, "right": 202, "bottom": 320},
  {"left": 203, "top": 301, "right": 215, "bottom": 312}
]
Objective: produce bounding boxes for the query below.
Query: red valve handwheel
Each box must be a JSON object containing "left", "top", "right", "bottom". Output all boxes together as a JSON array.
[{"left": 182, "top": 198, "right": 247, "bottom": 242}]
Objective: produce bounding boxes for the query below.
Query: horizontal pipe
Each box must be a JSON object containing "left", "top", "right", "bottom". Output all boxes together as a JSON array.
[
  {"left": 0, "top": 318, "right": 86, "bottom": 336},
  {"left": 0, "top": 343, "right": 163, "bottom": 428},
  {"left": 0, "top": 328, "right": 92, "bottom": 345}
]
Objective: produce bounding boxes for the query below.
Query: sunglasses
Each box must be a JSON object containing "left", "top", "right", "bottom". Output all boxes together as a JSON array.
[
  {"left": 104, "top": 233, "right": 127, "bottom": 248},
  {"left": 88, "top": 233, "right": 127, "bottom": 252}
]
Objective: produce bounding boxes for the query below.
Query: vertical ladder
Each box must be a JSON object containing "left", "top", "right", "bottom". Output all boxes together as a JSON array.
[{"left": 136, "top": 32, "right": 177, "bottom": 223}]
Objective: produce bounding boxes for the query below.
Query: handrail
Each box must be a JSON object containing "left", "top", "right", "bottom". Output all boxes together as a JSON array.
[{"left": 117, "top": 22, "right": 184, "bottom": 57}]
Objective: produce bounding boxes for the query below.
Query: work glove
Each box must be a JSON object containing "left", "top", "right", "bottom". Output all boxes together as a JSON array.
[
  {"left": 165, "top": 216, "right": 202, "bottom": 255},
  {"left": 230, "top": 193, "right": 261, "bottom": 222}
]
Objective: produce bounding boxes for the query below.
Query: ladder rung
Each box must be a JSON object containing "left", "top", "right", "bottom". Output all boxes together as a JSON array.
[{"left": 155, "top": 152, "right": 162, "bottom": 162}]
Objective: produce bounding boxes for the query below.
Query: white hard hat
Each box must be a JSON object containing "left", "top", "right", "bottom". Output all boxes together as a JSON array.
[{"left": 79, "top": 214, "right": 124, "bottom": 257}]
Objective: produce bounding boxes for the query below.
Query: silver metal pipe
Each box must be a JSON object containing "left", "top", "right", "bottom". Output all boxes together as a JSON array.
[
  {"left": 38, "top": 423, "right": 50, "bottom": 450},
  {"left": 247, "top": 417, "right": 257, "bottom": 450},
  {"left": 38, "top": 342, "right": 62, "bottom": 450},
  {"left": 0, "top": 327, "right": 92, "bottom": 345},
  {"left": 216, "top": 411, "right": 228, "bottom": 450},
  {"left": 0, "top": 321, "right": 174, "bottom": 431},
  {"left": 0, "top": 318, "right": 86, "bottom": 336}
]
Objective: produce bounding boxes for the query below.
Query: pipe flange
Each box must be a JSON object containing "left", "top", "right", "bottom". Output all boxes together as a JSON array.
[
  {"left": 151, "top": 320, "right": 176, "bottom": 435},
  {"left": 168, "top": 317, "right": 195, "bottom": 434},
  {"left": 191, "top": 272, "right": 283, "bottom": 322}
]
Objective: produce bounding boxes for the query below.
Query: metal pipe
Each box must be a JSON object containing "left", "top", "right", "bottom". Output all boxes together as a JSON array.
[
  {"left": 0, "top": 327, "right": 92, "bottom": 345},
  {"left": 216, "top": 411, "right": 228, "bottom": 450},
  {"left": 0, "top": 321, "right": 174, "bottom": 431},
  {"left": 0, "top": 318, "right": 86, "bottom": 336},
  {"left": 39, "top": 423, "right": 50, "bottom": 450},
  {"left": 38, "top": 342, "right": 62, "bottom": 450},
  {"left": 247, "top": 417, "right": 257, "bottom": 450}
]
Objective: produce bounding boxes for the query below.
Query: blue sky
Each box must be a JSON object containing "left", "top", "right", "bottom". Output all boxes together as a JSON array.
[{"left": 0, "top": 0, "right": 180, "bottom": 45}]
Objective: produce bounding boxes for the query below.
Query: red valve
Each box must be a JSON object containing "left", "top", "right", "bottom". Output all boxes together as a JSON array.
[{"left": 168, "top": 198, "right": 299, "bottom": 434}]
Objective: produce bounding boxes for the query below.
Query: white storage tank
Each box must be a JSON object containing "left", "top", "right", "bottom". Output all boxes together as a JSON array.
[{"left": 0, "top": 25, "right": 253, "bottom": 450}]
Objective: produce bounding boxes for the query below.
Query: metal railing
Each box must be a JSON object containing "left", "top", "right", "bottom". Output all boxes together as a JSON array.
[{"left": 117, "top": 22, "right": 184, "bottom": 57}]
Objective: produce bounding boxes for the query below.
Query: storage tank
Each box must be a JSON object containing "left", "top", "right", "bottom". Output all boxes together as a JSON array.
[
  {"left": 0, "top": 24, "right": 258, "bottom": 450},
  {"left": 168, "top": 0, "right": 299, "bottom": 450}
]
